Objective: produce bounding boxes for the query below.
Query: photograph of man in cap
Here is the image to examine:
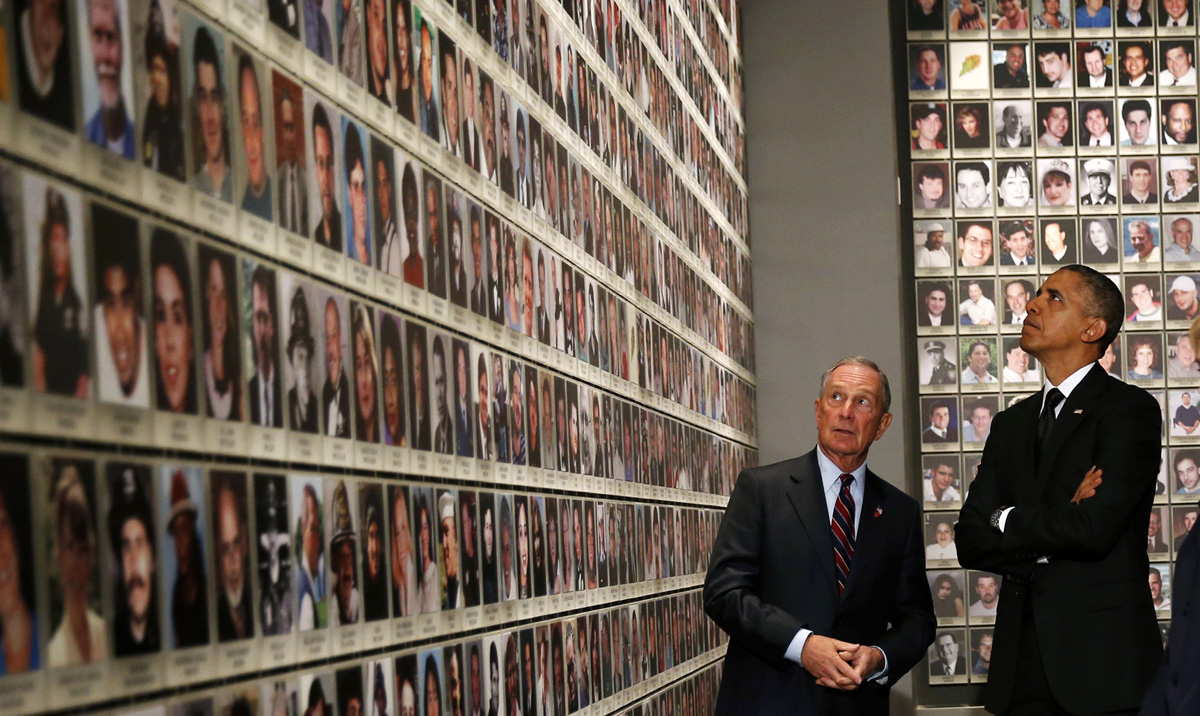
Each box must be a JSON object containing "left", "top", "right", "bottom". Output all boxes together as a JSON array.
[
  {"left": 1164, "top": 156, "right": 1200, "bottom": 203},
  {"left": 47, "top": 459, "right": 107, "bottom": 667},
  {"left": 328, "top": 479, "right": 361, "bottom": 626},
  {"left": 359, "top": 483, "right": 389, "bottom": 622},
  {"left": 916, "top": 223, "right": 951, "bottom": 269},
  {"left": 924, "top": 340, "right": 958, "bottom": 385},
  {"left": 1081, "top": 158, "right": 1118, "bottom": 205},
  {"left": 107, "top": 462, "right": 161, "bottom": 656},
  {"left": 254, "top": 473, "right": 293, "bottom": 636},
  {"left": 1168, "top": 276, "right": 1200, "bottom": 321},
  {"left": 439, "top": 490, "right": 464, "bottom": 610},
  {"left": 162, "top": 466, "right": 209, "bottom": 648},
  {"left": 213, "top": 470, "right": 253, "bottom": 642},
  {"left": 286, "top": 284, "right": 319, "bottom": 433}
]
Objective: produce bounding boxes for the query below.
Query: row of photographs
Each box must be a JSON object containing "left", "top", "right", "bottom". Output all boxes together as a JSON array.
[
  {"left": 1, "top": 0, "right": 752, "bottom": 278},
  {"left": 98, "top": 634, "right": 725, "bottom": 716},
  {"left": 0, "top": 161, "right": 759, "bottom": 472},
  {"left": 910, "top": 216, "right": 1200, "bottom": 270},
  {"left": 679, "top": 0, "right": 741, "bottom": 108},
  {"left": 0, "top": 448, "right": 722, "bottom": 707},
  {"left": 924, "top": 505, "right": 1188, "bottom": 588},
  {"left": 918, "top": 385, "right": 1200, "bottom": 446},
  {"left": 908, "top": 0, "right": 1200, "bottom": 35},
  {"left": 913, "top": 159, "right": 1200, "bottom": 216},
  {"left": 913, "top": 98, "right": 1200, "bottom": 154},
  {"left": 908, "top": 40, "right": 1200, "bottom": 96},
  {"left": 0, "top": 0, "right": 758, "bottom": 372},
  {"left": 920, "top": 448, "right": 1200, "bottom": 508},
  {"left": 915, "top": 328, "right": 1200, "bottom": 391}
]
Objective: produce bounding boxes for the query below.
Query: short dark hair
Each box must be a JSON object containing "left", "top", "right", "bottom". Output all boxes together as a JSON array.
[
  {"left": 1129, "top": 159, "right": 1152, "bottom": 174},
  {"left": 344, "top": 122, "right": 364, "bottom": 182},
  {"left": 1056, "top": 264, "right": 1125, "bottom": 351},
  {"left": 1081, "top": 102, "right": 1110, "bottom": 121},
  {"left": 1122, "top": 98, "right": 1152, "bottom": 122},
  {"left": 957, "top": 161, "right": 990, "bottom": 185},
  {"left": 312, "top": 103, "right": 333, "bottom": 146},
  {"left": 917, "top": 164, "right": 946, "bottom": 184}
]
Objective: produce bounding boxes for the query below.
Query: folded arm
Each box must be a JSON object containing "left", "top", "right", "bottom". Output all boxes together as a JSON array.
[
  {"left": 956, "top": 427, "right": 1040, "bottom": 580},
  {"left": 1001, "top": 402, "right": 1161, "bottom": 560}
]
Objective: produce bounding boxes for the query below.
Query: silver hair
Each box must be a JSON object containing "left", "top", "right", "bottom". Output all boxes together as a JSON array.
[{"left": 818, "top": 357, "right": 892, "bottom": 414}]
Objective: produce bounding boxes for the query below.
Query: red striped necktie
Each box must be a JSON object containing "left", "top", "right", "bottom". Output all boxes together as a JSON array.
[{"left": 831, "top": 473, "right": 857, "bottom": 595}]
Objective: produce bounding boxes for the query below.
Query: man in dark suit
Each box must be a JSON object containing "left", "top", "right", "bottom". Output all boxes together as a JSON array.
[
  {"left": 1142, "top": 517, "right": 1200, "bottom": 714},
  {"left": 917, "top": 283, "right": 951, "bottom": 328},
  {"left": 248, "top": 267, "right": 283, "bottom": 428},
  {"left": 921, "top": 399, "right": 958, "bottom": 443},
  {"left": 957, "top": 265, "right": 1163, "bottom": 715},
  {"left": 1079, "top": 44, "right": 1114, "bottom": 87},
  {"left": 928, "top": 632, "right": 968, "bottom": 677},
  {"left": 704, "top": 357, "right": 935, "bottom": 715}
]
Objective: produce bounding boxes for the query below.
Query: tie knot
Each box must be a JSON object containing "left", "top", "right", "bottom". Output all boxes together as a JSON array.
[
  {"left": 1045, "top": 388, "right": 1064, "bottom": 412},
  {"left": 840, "top": 473, "right": 854, "bottom": 488}
]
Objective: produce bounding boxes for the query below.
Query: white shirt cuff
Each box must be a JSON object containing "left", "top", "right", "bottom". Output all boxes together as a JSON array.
[
  {"left": 785, "top": 628, "right": 811, "bottom": 665},
  {"left": 867, "top": 646, "right": 890, "bottom": 683},
  {"left": 786, "top": 630, "right": 889, "bottom": 684},
  {"left": 1000, "top": 507, "right": 1049, "bottom": 562},
  {"left": 998, "top": 506, "right": 1015, "bottom": 531}
]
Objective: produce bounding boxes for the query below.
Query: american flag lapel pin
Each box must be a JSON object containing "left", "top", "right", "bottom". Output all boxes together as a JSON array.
[
  {"left": 1074, "top": 409, "right": 1083, "bottom": 414},
  {"left": 874, "top": 507, "right": 883, "bottom": 518}
]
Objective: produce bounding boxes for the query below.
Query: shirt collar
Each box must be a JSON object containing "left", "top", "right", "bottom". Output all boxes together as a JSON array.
[
  {"left": 1042, "top": 361, "right": 1095, "bottom": 407},
  {"left": 816, "top": 445, "right": 868, "bottom": 490}
]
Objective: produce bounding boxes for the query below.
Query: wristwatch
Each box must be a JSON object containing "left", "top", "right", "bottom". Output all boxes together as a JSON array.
[{"left": 990, "top": 506, "right": 1008, "bottom": 532}]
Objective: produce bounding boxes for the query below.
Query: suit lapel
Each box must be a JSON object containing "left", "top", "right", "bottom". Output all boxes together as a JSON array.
[
  {"left": 786, "top": 453, "right": 839, "bottom": 596},
  {"left": 1035, "top": 364, "right": 1107, "bottom": 498},
  {"left": 1013, "top": 394, "right": 1042, "bottom": 506},
  {"left": 841, "top": 472, "right": 887, "bottom": 600}
]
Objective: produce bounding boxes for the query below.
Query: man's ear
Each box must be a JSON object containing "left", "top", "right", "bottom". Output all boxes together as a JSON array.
[{"left": 1081, "top": 317, "right": 1107, "bottom": 345}]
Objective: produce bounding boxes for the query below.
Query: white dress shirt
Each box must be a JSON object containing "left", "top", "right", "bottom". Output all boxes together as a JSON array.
[{"left": 998, "top": 362, "right": 1096, "bottom": 535}]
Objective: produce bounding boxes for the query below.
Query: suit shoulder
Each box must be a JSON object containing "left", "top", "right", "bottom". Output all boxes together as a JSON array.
[
  {"left": 1100, "top": 374, "right": 1163, "bottom": 412},
  {"left": 737, "top": 455, "right": 809, "bottom": 486},
  {"left": 872, "top": 475, "right": 922, "bottom": 514}
]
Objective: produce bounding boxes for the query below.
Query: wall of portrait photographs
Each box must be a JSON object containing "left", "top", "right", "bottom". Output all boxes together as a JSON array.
[
  {"left": 0, "top": 0, "right": 751, "bottom": 711},
  {"left": 901, "top": 0, "right": 1199, "bottom": 705}
]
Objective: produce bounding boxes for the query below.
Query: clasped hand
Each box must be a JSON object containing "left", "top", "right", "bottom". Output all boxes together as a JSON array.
[{"left": 800, "top": 634, "right": 882, "bottom": 691}]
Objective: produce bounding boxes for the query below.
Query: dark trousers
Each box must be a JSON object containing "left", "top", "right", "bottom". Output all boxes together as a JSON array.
[{"left": 1006, "top": 603, "right": 1137, "bottom": 716}]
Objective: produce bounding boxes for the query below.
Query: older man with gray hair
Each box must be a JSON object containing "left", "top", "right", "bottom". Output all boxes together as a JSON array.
[{"left": 705, "top": 357, "right": 935, "bottom": 715}]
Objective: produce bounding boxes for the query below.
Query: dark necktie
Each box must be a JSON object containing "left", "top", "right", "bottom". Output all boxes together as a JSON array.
[
  {"left": 831, "top": 473, "right": 856, "bottom": 595},
  {"left": 1036, "top": 388, "right": 1065, "bottom": 466}
]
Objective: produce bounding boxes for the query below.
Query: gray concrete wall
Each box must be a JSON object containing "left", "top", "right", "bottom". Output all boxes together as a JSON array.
[{"left": 741, "top": 0, "right": 915, "bottom": 711}]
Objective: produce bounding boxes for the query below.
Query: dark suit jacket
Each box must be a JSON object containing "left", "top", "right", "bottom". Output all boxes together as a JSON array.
[
  {"left": 957, "top": 363, "right": 1163, "bottom": 715},
  {"left": 248, "top": 372, "right": 283, "bottom": 428},
  {"left": 703, "top": 451, "right": 935, "bottom": 715},
  {"left": 1142, "top": 526, "right": 1200, "bottom": 714},
  {"left": 929, "top": 655, "right": 967, "bottom": 677},
  {"left": 916, "top": 311, "right": 949, "bottom": 327}
]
